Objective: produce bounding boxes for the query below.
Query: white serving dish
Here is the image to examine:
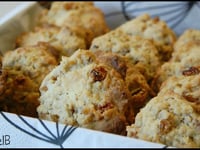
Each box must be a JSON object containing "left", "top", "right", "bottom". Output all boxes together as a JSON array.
[{"left": 0, "top": 2, "right": 170, "bottom": 148}]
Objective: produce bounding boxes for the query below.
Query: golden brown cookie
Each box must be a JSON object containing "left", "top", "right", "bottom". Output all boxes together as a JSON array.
[
  {"left": 2, "top": 44, "right": 58, "bottom": 84},
  {"left": 174, "top": 29, "right": 200, "bottom": 51},
  {"left": 16, "top": 25, "right": 86, "bottom": 58},
  {"left": 93, "top": 50, "right": 154, "bottom": 113},
  {"left": 0, "top": 55, "right": 2, "bottom": 69},
  {"left": 127, "top": 92, "right": 200, "bottom": 148},
  {"left": 90, "top": 29, "right": 161, "bottom": 82},
  {"left": 152, "top": 45, "right": 200, "bottom": 94},
  {"left": 171, "top": 41, "right": 200, "bottom": 64},
  {"left": 159, "top": 72, "right": 200, "bottom": 104},
  {"left": 38, "top": 1, "right": 110, "bottom": 47},
  {"left": 116, "top": 14, "right": 177, "bottom": 62},
  {"left": 0, "top": 69, "right": 39, "bottom": 117},
  {"left": 151, "top": 62, "right": 184, "bottom": 93},
  {"left": 152, "top": 41, "right": 200, "bottom": 93},
  {"left": 37, "top": 49, "right": 134, "bottom": 135}
]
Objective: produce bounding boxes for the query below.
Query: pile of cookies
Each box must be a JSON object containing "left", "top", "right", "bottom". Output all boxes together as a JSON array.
[
  {"left": 127, "top": 29, "right": 200, "bottom": 148},
  {"left": 0, "top": 2, "right": 199, "bottom": 148},
  {"left": 0, "top": 1, "right": 110, "bottom": 118}
]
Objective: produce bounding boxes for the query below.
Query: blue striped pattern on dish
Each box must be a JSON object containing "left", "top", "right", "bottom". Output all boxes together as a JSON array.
[{"left": 98, "top": 2, "right": 195, "bottom": 30}]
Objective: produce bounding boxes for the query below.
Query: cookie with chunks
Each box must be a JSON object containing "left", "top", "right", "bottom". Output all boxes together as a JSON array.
[
  {"left": 90, "top": 29, "right": 161, "bottom": 82},
  {"left": 0, "top": 69, "right": 39, "bottom": 117},
  {"left": 2, "top": 44, "right": 58, "bottom": 84},
  {"left": 93, "top": 50, "right": 154, "bottom": 112},
  {"left": 152, "top": 41, "right": 200, "bottom": 94},
  {"left": 37, "top": 49, "right": 134, "bottom": 135},
  {"left": 171, "top": 41, "right": 200, "bottom": 64},
  {"left": 116, "top": 14, "right": 177, "bottom": 62},
  {"left": 151, "top": 62, "right": 184, "bottom": 93},
  {"left": 152, "top": 56, "right": 200, "bottom": 94},
  {"left": 127, "top": 92, "right": 200, "bottom": 148},
  {"left": 16, "top": 25, "right": 86, "bottom": 58},
  {"left": 174, "top": 29, "right": 200, "bottom": 51},
  {"left": 159, "top": 68, "right": 200, "bottom": 103},
  {"left": 38, "top": 1, "right": 109, "bottom": 46}
]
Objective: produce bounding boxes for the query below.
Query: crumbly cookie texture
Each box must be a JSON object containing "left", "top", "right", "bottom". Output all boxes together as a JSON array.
[
  {"left": 0, "top": 55, "right": 2, "bottom": 68},
  {"left": 93, "top": 51, "right": 154, "bottom": 113},
  {"left": 2, "top": 44, "right": 58, "bottom": 84},
  {"left": 174, "top": 29, "right": 200, "bottom": 51},
  {"left": 127, "top": 92, "right": 200, "bottom": 148},
  {"left": 16, "top": 25, "right": 86, "bottom": 59},
  {"left": 37, "top": 49, "right": 134, "bottom": 135},
  {"left": 152, "top": 40, "right": 200, "bottom": 94},
  {"left": 0, "top": 69, "right": 40, "bottom": 117},
  {"left": 90, "top": 29, "right": 161, "bottom": 82},
  {"left": 159, "top": 73, "right": 200, "bottom": 103},
  {"left": 151, "top": 62, "right": 189, "bottom": 93},
  {"left": 171, "top": 41, "right": 200, "bottom": 64},
  {"left": 116, "top": 14, "right": 177, "bottom": 62},
  {"left": 38, "top": 1, "right": 109, "bottom": 47}
]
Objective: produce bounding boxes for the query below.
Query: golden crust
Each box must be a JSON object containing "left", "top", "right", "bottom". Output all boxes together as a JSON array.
[
  {"left": 159, "top": 73, "right": 200, "bottom": 103},
  {"left": 0, "top": 69, "right": 39, "bottom": 117},
  {"left": 93, "top": 51, "right": 154, "bottom": 112},
  {"left": 2, "top": 45, "right": 58, "bottom": 84},
  {"left": 174, "top": 29, "right": 200, "bottom": 51},
  {"left": 90, "top": 30, "right": 161, "bottom": 82},
  {"left": 116, "top": 14, "right": 177, "bottom": 62},
  {"left": 16, "top": 25, "right": 87, "bottom": 59},
  {"left": 38, "top": 1, "right": 110, "bottom": 47},
  {"left": 171, "top": 41, "right": 200, "bottom": 63}
]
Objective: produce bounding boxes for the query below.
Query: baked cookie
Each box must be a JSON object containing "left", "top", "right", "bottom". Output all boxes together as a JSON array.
[
  {"left": 2, "top": 44, "right": 58, "bottom": 84},
  {"left": 0, "top": 69, "right": 39, "bottom": 117},
  {"left": 127, "top": 92, "right": 200, "bottom": 148},
  {"left": 152, "top": 41, "right": 200, "bottom": 93},
  {"left": 174, "top": 29, "right": 200, "bottom": 51},
  {"left": 38, "top": 1, "right": 109, "bottom": 47},
  {"left": 152, "top": 62, "right": 183, "bottom": 93},
  {"left": 90, "top": 29, "right": 161, "bottom": 82},
  {"left": 171, "top": 41, "right": 200, "bottom": 64},
  {"left": 37, "top": 49, "right": 134, "bottom": 135},
  {"left": 94, "top": 50, "right": 154, "bottom": 112},
  {"left": 152, "top": 55, "right": 200, "bottom": 94},
  {"left": 159, "top": 71, "right": 200, "bottom": 103},
  {"left": 116, "top": 14, "right": 177, "bottom": 62},
  {"left": 16, "top": 25, "right": 86, "bottom": 58},
  {"left": 0, "top": 55, "right": 2, "bottom": 68}
]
